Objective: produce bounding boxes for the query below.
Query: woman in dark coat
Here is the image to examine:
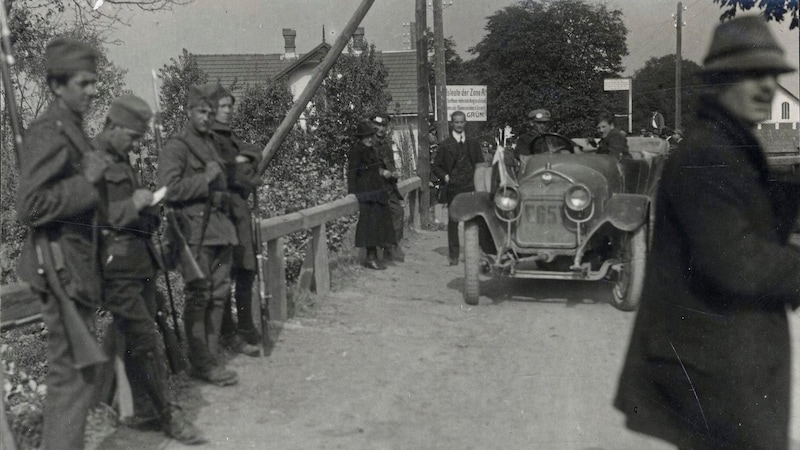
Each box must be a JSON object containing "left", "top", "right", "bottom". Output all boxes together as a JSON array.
[
  {"left": 348, "top": 120, "right": 397, "bottom": 270},
  {"left": 614, "top": 17, "right": 800, "bottom": 449}
]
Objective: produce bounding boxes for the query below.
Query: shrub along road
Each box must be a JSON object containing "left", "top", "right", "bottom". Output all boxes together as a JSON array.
[{"left": 101, "top": 230, "right": 800, "bottom": 449}]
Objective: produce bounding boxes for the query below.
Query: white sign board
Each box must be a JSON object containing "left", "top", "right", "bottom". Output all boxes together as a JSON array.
[
  {"left": 604, "top": 78, "right": 631, "bottom": 91},
  {"left": 446, "top": 85, "right": 487, "bottom": 121}
]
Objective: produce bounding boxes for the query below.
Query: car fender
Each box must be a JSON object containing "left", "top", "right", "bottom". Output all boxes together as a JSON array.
[
  {"left": 603, "top": 193, "right": 650, "bottom": 231},
  {"left": 449, "top": 192, "right": 507, "bottom": 246}
]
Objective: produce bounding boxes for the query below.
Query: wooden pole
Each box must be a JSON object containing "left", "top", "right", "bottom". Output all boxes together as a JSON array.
[
  {"left": 257, "top": 0, "right": 376, "bottom": 174},
  {"left": 675, "top": 2, "right": 683, "bottom": 132},
  {"left": 433, "top": 0, "right": 448, "bottom": 140},
  {"left": 415, "top": 0, "right": 431, "bottom": 228}
]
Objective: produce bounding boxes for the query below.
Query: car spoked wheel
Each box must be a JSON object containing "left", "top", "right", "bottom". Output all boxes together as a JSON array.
[
  {"left": 611, "top": 224, "right": 647, "bottom": 311},
  {"left": 463, "top": 219, "right": 481, "bottom": 305}
]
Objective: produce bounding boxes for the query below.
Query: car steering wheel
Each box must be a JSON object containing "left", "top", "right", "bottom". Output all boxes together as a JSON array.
[{"left": 529, "top": 132, "right": 576, "bottom": 154}]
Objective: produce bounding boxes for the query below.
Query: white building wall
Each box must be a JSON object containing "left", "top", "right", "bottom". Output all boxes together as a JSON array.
[{"left": 765, "top": 86, "right": 799, "bottom": 123}]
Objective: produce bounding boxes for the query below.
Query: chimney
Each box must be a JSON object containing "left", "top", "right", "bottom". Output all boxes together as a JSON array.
[
  {"left": 283, "top": 28, "right": 297, "bottom": 59},
  {"left": 353, "top": 27, "right": 365, "bottom": 51}
]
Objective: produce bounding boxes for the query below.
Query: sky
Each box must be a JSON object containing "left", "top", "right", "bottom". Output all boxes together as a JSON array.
[{"left": 92, "top": 0, "right": 799, "bottom": 103}]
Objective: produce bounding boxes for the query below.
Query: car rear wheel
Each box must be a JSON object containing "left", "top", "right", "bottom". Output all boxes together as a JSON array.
[
  {"left": 464, "top": 219, "right": 481, "bottom": 305},
  {"left": 611, "top": 224, "right": 647, "bottom": 311}
]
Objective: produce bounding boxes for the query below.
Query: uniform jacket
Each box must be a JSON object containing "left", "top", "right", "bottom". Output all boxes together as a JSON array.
[
  {"left": 432, "top": 135, "right": 484, "bottom": 192},
  {"left": 596, "top": 128, "right": 629, "bottom": 159},
  {"left": 615, "top": 96, "right": 800, "bottom": 449},
  {"left": 515, "top": 130, "right": 541, "bottom": 156},
  {"left": 16, "top": 102, "right": 103, "bottom": 307},
  {"left": 95, "top": 134, "right": 158, "bottom": 279},
  {"left": 374, "top": 136, "right": 400, "bottom": 197},
  {"left": 157, "top": 123, "right": 238, "bottom": 247},
  {"left": 348, "top": 141, "right": 388, "bottom": 204},
  {"left": 210, "top": 122, "right": 261, "bottom": 270}
]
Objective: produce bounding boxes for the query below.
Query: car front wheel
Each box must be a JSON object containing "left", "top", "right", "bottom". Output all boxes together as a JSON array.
[
  {"left": 463, "top": 219, "right": 481, "bottom": 305},
  {"left": 611, "top": 224, "right": 647, "bottom": 311}
]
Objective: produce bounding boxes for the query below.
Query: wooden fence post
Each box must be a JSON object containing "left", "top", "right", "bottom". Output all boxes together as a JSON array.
[
  {"left": 311, "top": 224, "right": 330, "bottom": 296},
  {"left": 267, "top": 237, "right": 288, "bottom": 321}
]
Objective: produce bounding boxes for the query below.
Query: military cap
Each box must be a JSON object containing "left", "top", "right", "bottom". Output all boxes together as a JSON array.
[
  {"left": 370, "top": 113, "right": 390, "bottom": 125},
  {"left": 45, "top": 37, "right": 99, "bottom": 75},
  {"left": 107, "top": 95, "right": 152, "bottom": 134},
  {"left": 187, "top": 83, "right": 218, "bottom": 109},
  {"left": 702, "top": 15, "right": 795, "bottom": 75},
  {"left": 527, "top": 109, "right": 551, "bottom": 122},
  {"left": 210, "top": 84, "right": 236, "bottom": 106},
  {"left": 355, "top": 120, "right": 376, "bottom": 137}
]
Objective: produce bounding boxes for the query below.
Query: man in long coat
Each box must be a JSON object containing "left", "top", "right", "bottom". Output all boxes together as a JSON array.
[
  {"left": 614, "top": 16, "right": 800, "bottom": 449},
  {"left": 15, "top": 37, "right": 109, "bottom": 450},
  {"left": 371, "top": 113, "right": 405, "bottom": 262}
]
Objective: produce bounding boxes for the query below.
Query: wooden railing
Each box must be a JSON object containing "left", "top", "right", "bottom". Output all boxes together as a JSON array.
[{"left": 0, "top": 177, "right": 423, "bottom": 328}]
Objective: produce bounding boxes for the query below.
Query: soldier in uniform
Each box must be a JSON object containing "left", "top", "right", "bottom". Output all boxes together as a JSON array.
[
  {"left": 371, "top": 113, "right": 405, "bottom": 263},
  {"left": 96, "top": 95, "right": 205, "bottom": 444},
  {"left": 157, "top": 83, "right": 239, "bottom": 386},
  {"left": 15, "top": 37, "right": 108, "bottom": 450},
  {"left": 515, "top": 109, "right": 550, "bottom": 156},
  {"left": 209, "top": 85, "right": 261, "bottom": 357}
]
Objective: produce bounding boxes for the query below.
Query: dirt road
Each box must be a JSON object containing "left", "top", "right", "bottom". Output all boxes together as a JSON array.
[{"left": 102, "top": 230, "right": 800, "bottom": 449}]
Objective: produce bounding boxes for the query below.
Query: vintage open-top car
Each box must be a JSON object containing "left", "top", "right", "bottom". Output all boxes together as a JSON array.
[{"left": 449, "top": 133, "right": 670, "bottom": 310}]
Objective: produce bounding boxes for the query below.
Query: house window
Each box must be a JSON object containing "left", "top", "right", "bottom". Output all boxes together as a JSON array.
[{"left": 781, "top": 102, "right": 790, "bottom": 120}]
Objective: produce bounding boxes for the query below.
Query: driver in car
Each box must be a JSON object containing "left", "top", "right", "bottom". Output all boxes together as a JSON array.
[{"left": 516, "top": 109, "right": 551, "bottom": 156}]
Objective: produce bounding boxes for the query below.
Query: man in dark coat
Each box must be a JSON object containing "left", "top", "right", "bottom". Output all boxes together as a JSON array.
[
  {"left": 209, "top": 85, "right": 261, "bottom": 357},
  {"left": 433, "top": 110, "right": 486, "bottom": 265},
  {"left": 371, "top": 113, "right": 405, "bottom": 263},
  {"left": 348, "top": 120, "right": 396, "bottom": 270},
  {"left": 516, "top": 108, "right": 550, "bottom": 157},
  {"left": 614, "top": 16, "right": 800, "bottom": 450},
  {"left": 15, "top": 37, "right": 109, "bottom": 450},
  {"left": 97, "top": 95, "right": 205, "bottom": 444},
  {"left": 594, "top": 113, "right": 630, "bottom": 160},
  {"left": 157, "top": 83, "right": 239, "bottom": 386}
]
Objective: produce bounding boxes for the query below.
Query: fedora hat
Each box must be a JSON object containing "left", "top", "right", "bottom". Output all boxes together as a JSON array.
[
  {"left": 701, "top": 15, "right": 795, "bottom": 75},
  {"left": 354, "top": 120, "right": 376, "bottom": 137}
]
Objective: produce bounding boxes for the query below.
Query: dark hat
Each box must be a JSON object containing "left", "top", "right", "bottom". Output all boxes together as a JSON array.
[
  {"left": 355, "top": 120, "right": 376, "bottom": 137},
  {"left": 187, "top": 83, "right": 218, "bottom": 109},
  {"left": 527, "top": 109, "right": 551, "bottom": 122},
  {"left": 45, "top": 37, "right": 99, "bottom": 75},
  {"left": 210, "top": 84, "right": 235, "bottom": 106},
  {"left": 701, "top": 15, "right": 795, "bottom": 75},
  {"left": 108, "top": 95, "right": 152, "bottom": 133},
  {"left": 370, "top": 113, "right": 390, "bottom": 125}
]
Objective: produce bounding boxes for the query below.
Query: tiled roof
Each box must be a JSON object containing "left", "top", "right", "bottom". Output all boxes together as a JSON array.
[{"left": 194, "top": 48, "right": 427, "bottom": 116}]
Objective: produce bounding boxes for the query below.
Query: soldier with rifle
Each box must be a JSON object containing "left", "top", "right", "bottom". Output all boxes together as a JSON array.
[
  {"left": 209, "top": 85, "right": 262, "bottom": 357},
  {"left": 156, "top": 83, "right": 240, "bottom": 386},
  {"left": 95, "top": 95, "right": 205, "bottom": 444},
  {"left": 13, "top": 37, "right": 110, "bottom": 450}
]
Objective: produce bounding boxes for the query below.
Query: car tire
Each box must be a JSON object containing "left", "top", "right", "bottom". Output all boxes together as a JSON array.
[
  {"left": 611, "top": 224, "right": 647, "bottom": 311},
  {"left": 464, "top": 219, "right": 481, "bottom": 305}
]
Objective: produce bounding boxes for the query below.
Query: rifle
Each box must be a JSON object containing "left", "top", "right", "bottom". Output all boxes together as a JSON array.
[
  {"left": 252, "top": 194, "right": 275, "bottom": 356},
  {"left": 151, "top": 70, "right": 206, "bottom": 284},
  {"left": 153, "top": 288, "right": 188, "bottom": 374},
  {"left": 1, "top": 4, "right": 107, "bottom": 371}
]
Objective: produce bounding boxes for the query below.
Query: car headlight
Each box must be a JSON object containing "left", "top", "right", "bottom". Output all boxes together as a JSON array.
[
  {"left": 494, "top": 187, "right": 519, "bottom": 212},
  {"left": 564, "top": 185, "right": 592, "bottom": 212}
]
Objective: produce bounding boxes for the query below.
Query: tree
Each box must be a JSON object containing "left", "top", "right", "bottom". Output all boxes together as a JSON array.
[
  {"left": 157, "top": 48, "right": 207, "bottom": 137},
  {"left": 631, "top": 55, "right": 703, "bottom": 133},
  {"left": 468, "top": 0, "right": 628, "bottom": 136},
  {"left": 711, "top": 0, "right": 799, "bottom": 29},
  {"left": 424, "top": 29, "right": 468, "bottom": 86}
]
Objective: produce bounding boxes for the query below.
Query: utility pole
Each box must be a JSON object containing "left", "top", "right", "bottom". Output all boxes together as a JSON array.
[
  {"left": 433, "top": 0, "right": 448, "bottom": 140},
  {"left": 415, "top": 0, "right": 431, "bottom": 228},
  {"left": 674, "top": 2, "right": 684, "bottom": 132}
]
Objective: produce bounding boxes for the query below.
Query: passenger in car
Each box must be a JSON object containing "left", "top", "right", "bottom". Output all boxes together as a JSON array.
[{"left": 594, "top": 113, "right": 630, "bottom": 160}]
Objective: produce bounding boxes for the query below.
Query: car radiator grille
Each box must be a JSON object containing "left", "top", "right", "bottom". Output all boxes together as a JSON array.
[{"left": 516, "top": 182, "right": 577, "bottom": 248}]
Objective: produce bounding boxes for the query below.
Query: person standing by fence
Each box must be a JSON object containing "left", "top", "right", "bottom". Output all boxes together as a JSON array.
[{"left": 371, "top": 113, "right": 405, "bottom": 263}]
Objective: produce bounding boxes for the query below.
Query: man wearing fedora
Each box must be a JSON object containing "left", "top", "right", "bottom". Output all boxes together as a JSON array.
[{"left": 614, "top": 16, "right": 800, "bottom": 450}]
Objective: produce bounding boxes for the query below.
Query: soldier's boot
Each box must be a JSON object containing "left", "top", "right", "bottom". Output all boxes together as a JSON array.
[
  {"left": 129, "top": 352, "right": 207, "bottom": 445},
  {"left": 234, "top": 270, "right": 261, "bottom": 348},
  {"left": 186, "top": 310, "right": 237, "bottom": 386},
  {"left": 204, "top": 306, "right": 240, "bottom": 385}
]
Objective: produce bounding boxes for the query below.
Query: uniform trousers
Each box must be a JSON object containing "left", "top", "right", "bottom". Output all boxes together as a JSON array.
[
  {"left": 40, "top": 293, "right": 101, "bottom": 450},
  {"left": 388, "top": 190, "right": 404, "bottom": 243}
]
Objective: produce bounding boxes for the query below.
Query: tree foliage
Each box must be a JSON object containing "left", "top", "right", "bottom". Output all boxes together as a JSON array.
[
  {"left": 424, "top": 28, "right": 468, "bottom": 86},
  {"left": 631, "top": 55, "right": 703, "bottom": 133},
  {"left": 468, "top": 0, "right": 628, "bottom": 136},
  {"left": 712, "top": 0, "right": 799, "bottom": 29},
  {"left": 156, "top": 48, "right": 207, "bottom": 137}
]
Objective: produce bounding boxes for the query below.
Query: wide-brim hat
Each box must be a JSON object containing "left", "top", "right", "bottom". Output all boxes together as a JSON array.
[
  {"left": 527, "top": 109, "right": 551, "bottom": 122},
  {"left": 701, "top": 15, "right": 795, "bottom": 75},
  {"left": 355, "top": 120, "right": 376, "bottom": 137}
]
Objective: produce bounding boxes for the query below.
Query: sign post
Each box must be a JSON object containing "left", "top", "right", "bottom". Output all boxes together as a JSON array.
[
  {"left": 603, "top": 78, "right": 632, "bottom": 133},
  {"left": 445, "top": 85, "right": 487, "bottom": 122}
]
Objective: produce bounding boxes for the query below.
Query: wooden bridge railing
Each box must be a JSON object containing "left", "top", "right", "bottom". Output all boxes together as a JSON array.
[{"left": 0, "top": 177, "right": 423, "bottom": 328}]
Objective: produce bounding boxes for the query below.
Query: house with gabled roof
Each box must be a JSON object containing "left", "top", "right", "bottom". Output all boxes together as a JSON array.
[{"left": 756, "top": 83, "right": 799, "bottom": 159}]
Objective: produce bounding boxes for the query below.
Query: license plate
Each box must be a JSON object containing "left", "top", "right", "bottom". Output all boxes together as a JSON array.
[
  {"left": 517, "top": 201, "right": 575, "bottom": 247},
  {"left": 526, "top": 203, "right": 562, "bottom": 225}
]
